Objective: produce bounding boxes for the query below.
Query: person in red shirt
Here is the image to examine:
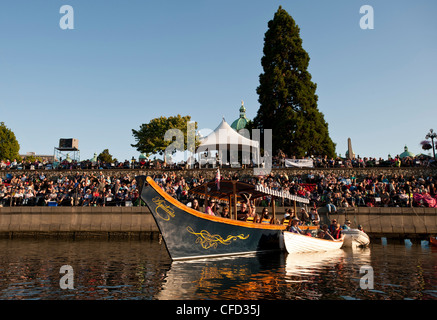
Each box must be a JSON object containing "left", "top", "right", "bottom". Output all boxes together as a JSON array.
[{"left": 331, "top": 223, "right": 343, "bottom": 240}]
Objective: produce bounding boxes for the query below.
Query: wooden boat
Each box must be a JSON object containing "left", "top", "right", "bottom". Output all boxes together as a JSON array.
[
  {"left": 137, "top": 176, "right": 287, "bottom": 261},
  {"left": 342, "top": 229, "right": 370, "bottom": 247},
  {"left": 283, "top": 231, "right": 344, "bottom": 254},
  {"left": 430, "top": 236, "right": 437, "bottom": 247}
]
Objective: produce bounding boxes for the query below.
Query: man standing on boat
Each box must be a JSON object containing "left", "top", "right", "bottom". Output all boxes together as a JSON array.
[
  {"left": 309, "top": 207, "right": 320, "bottom": 225},
  {"left": 237, "top": 193, "right": 254, "bottom": 221},
  {"left": 298, "top": 208, "right": 310, "bottom": 225}
]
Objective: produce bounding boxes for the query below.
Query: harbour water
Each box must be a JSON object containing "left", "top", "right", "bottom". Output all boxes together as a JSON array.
[{"left": 0, "top": 237, "right": 436, "bottom": 300}]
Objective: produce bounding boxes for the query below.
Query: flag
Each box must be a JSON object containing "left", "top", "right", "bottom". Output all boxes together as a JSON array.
[{"left": 215, "top": 168, "right": 220, "bottom": 190}]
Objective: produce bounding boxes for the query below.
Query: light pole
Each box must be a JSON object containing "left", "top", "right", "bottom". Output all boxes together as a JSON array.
[{"left": 426, "top": 129, "right": 437, "bottom": 159}]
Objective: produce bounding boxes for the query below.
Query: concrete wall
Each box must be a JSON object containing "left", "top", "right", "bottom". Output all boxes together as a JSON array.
[
  {"left": 323, "top": 207, "right": 437, "bottom": 239},
  {"left": 1, "top": 206, "right": 436, "bottom": 239},
  {"left": 0, "top": 206, "right": 159, "bottom": 238}
]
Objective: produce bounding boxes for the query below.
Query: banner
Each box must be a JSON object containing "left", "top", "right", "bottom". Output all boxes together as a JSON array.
[
  {"left": 284, "top": 159, "right": 314, "bottom": 168},
  {"left": 413, "top": 193, "right": 437, "bottom": 207},
  {"left": 254, "top": 184, "right": 310, "bottom": 204}
]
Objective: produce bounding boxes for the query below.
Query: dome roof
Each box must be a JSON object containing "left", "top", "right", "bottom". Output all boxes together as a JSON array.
[
  {"left": 231, "top": 118, "right": 248, "bottom": 131},
  {"left": 231, "top": 100, "right": 248, "bottom": 131},
  {"left": 400, "top": 145, "right": 415, "bottom": 158}
]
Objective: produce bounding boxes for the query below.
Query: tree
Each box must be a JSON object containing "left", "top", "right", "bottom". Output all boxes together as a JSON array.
[
  {"left": 97, "top": 149, "right": 114, "bottom": 163},
  {"left": 253, "top": 6, "right": 336, "bottom": 158},
  {"left": 24, "top": 155, "right": 43, "bottom": 163},
  {"left": 425, "top": 129, "right": 437, "bottom": 159},
  {"left": 0, "top": 122, "right": 21, "bottom": 161},
  {"left": 131, "top": 115, "right": 199, "bottom": 157}
]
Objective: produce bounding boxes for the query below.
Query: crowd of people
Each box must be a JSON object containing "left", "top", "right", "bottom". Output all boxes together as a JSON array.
[
  {"left": 250, "top": 170, "right": 437, "bottom": 210},
  {"left": 0, "top": 151, "right": 435, "bottom": 172},
  {"left": 0, "top": 172, "right": 140, "bottom": 207},
  {"left": 0, "top": 168, "right": 436, "bottom": 211},
  {"left": 304, "top": 154, "right": 434, "bottom": 168}
]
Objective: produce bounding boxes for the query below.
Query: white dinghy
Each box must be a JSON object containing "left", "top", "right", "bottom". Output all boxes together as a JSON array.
[
  {"left": 284, "top": 231, "right": 344, "bottom": 254},
  {"left": 341, "top": 229, "right": 370, "bottom": 247}
]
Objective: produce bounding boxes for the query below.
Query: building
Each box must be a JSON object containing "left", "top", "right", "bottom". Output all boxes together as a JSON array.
[
  {"left": 20, "top": 152, "right": 55, "bottom": 162},
  {"left": 231, "top": 101, "right": 249, "bottom": 132},
  {"left": 399, "top": 145, "right": 415, "bottom": 159}
]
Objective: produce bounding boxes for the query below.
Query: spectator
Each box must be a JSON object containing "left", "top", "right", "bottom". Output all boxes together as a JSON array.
[
  {"left": 288, "top": 217, "right": 303, "bottom": 233},
  {"left": 205, "top": 200, "right": 215, "bottom": 216},
  {"left": 237, "top": 203, "right": 250, "bottom": 221},
  {"left": 298, "top": 208, "right": 309, "bottom": 225},
  {"left": 318, "top": 224, "right": 335, "bottom": 240},
  {"left": 192, "top": 199, "right": 200, "bottom": 211},
  {"left": 23, "top": 188, "right": 35, "bottom": 205},
  {"left": 260, "top": 208, "right": 273, "bottom": 224},
  {"left": 342, "top": 220, "right": 351, "bottom": 230},
  {"left": 331, "top": 223, "right": 343, "bottom": 240},
  {"left": 221, "top": 206, "right": 230, "bottom": 219},
  {"left": 309, "top": 207, "right": 320, "bottom": 225},
  {"left": 82, "top": 189, "right": 93, "bottom": 206}
]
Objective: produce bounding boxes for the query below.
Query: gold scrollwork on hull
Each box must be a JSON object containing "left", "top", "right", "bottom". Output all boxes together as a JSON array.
[
  {"left": 186, "top": 226, "right": 250, "bottom": 250},
  {"left": 152, "top": 197, "right": 175, "bottom": 221}
]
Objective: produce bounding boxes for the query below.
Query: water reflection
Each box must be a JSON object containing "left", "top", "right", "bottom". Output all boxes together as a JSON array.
[
  {"left": 0, "top": 239, "right": 436, "bottom": 300},
  {"left": 158, "top": 252, "right": 285, "bottom": 300},
  {"left": 0, "top": 239, "right": 172, "bottom": 299},
  {"left": 159, "top": 244, "right": 437, "bottom": 300}
]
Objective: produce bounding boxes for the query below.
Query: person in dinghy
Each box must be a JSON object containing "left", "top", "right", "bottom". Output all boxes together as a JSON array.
[
  {"left": 331, "top": 222, "right": 344, "bottom": 240},
  {"left": 288, "top": 217, "right": 312, "bottom": 236},
  {"left": 288, "top": 217, "right": 303, "bottom": 234}
]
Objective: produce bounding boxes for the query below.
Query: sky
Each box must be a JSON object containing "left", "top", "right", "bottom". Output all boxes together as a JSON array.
[{"left": 0, "top": 0, "right": 436, "bottom": 162}]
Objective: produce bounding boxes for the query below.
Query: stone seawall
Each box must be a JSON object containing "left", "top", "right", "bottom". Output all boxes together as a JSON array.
[
  {"left": 0, "top": 206, "right": 436, "bottom": 240},
  {"left": 322, "top": 207, "right": 437, "bottom": 240},
  {"left": 0, "top": 206, "right": 158, "bottom": 239}
]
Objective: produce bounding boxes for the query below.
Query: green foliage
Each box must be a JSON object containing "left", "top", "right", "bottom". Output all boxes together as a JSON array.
[
  {"left": 97, "top": 149, "right": 114, "bottom": 163},
  {"left": 0, "top": 122, "right": 21, "bottom": 161},
  {"left": 131, "top": 115, "right": 198, "bottom": 156},
  {"left": 254, "top": 6, "right": 336, "bottom": 158},
  {"left": 24, "top": 155, "right": 42, "bottom": 163}
]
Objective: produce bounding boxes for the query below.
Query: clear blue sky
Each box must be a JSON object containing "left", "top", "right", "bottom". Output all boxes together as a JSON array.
[{"left": 1, "top": 0, "right": 436, "bottom": 161}]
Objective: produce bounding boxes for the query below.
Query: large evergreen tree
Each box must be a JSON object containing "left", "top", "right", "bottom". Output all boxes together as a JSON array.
[{"left": 254, "top": 6, "right": 336, "bottom": 158}]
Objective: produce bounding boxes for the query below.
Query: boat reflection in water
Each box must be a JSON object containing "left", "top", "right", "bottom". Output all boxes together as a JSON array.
[
  {"left": 0, "top": 238, "right": 436, "bottom": 300},
  {"left": 283, "top": 246, "right": 373, "bottom": 300},
  {"left": 157, "top": 252, "right": 285, "bottom": 300},
  {"left": 157, "top": 247, "right": 376, "bottom": 300},
  {"left": 285, "top": 250, "right": 347, "bottom": 277}
]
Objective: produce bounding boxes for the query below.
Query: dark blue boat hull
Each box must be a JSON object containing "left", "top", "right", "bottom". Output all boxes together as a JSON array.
[{"left": 139, "top": 176, "right": 285, "bottom": 260}]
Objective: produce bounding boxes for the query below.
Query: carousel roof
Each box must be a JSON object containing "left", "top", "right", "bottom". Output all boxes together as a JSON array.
[{"left": 400, "top": 145, "right": 415, "bottom": 158}]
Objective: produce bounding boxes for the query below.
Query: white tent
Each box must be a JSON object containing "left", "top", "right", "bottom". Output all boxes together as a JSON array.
[{"left": 197, "top": 118, "right": 260, "bottom": 166}]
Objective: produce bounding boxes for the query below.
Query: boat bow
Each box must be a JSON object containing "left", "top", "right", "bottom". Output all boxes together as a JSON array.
[{"left": 138, "top": 176, "right": 285, "bottom": 260}]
